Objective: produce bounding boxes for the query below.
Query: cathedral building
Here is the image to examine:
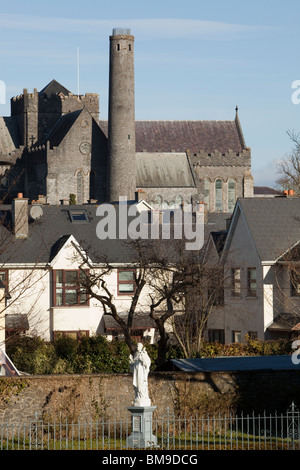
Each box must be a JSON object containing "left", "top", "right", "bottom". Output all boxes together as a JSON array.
[{"left": 0, "top": 28, "right": 253, "bottom": 212}]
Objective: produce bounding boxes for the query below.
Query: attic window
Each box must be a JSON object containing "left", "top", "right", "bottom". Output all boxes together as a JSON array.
[{"left": 69, "top": 210, "right": 88, "bottom": 223}]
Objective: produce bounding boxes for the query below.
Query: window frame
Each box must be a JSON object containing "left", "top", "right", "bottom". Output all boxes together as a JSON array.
[
  {"left": 53, "top": 330, "right": 89, "bottom": 341},
  {"left": 215, "top": 179, "right": 223, "bottom": 212},
  {"left": 53, "top": 269, "right": 89, "bottom": 307},
  {"left": 0, "top": 269, "right": 8, "bottom": 293},
  {"left": 231, "top": 267, "right": 241, "bottom": 297},
  {"left": 227, "top": 178, "right": 236, "bottom": 212},
  {"left": 247, "top": 267, "right": 257, "bottom": 297},
  {"left": 290, "top": 269, "right": 300, "bottom": 297},
  {"left": 232, "top": 330, "right": 242, "bottom": 343},
  {"left": 208, "top": 329, "right": 225, "bottom": 344},
  {"left": 117, "top": 269, "right": 136, "bottom": 296}
]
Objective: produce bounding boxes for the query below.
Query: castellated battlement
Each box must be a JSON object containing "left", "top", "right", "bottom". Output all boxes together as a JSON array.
[
  {"left": 189, "top": 148, "right": 251, "bottom": 167},
  {"left": 11, "top": 89, "right": 99, "bottom": 117},
  {"left": 12, "top": 88, "right": 38, "bottom": 101}
]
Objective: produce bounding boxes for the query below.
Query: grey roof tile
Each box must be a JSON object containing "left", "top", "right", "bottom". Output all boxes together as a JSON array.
[{"left": 238, "top": 197, "right": 300, "bottom": 261}]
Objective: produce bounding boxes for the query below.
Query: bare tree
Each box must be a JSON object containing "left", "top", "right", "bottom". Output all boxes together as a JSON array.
[
  {"left": 271, "top": 242, "right": 300, "bottom": 334},
  {"left": 77, "top": 240, "right": 151, "bottom": 356},
  {"left": 77, "top": 235, "right": 224, "bottom": 367},
  {"left": 170, "top": 264, "right": 224, "bottom": 359},
  {"left": 276, "top": 130, "right": 300, "bottom": 194}
]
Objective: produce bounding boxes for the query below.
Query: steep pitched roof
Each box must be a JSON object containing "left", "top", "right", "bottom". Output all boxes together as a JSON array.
[
  {"left": 39, "top": 79, "right": 71, "bottom": 97},
  {"left": 225, "top": 197, "right": 300, "bottom": 262},
  {"left": 98, "top": 118, "right": 246, "bottom": 154},
  {"left": 43, "top": 109, "right": 82, "bottom": 147},
  {"left": 0, "top": 117, "right": 20, "bottom": 155},
  {"left": 135, "top": 120, "right": 245, "bottom": 153}
]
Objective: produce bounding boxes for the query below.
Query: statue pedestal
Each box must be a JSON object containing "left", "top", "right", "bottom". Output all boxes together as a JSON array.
[{"left": 127, "top": 406, "right": 157, "bottom": 449}]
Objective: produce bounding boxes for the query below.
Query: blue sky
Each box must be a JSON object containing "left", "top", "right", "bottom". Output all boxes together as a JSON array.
[{"left": 1, "top": 0, "right": 300, "bottom": 187}]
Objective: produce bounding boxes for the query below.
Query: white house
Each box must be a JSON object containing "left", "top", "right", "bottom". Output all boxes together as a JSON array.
[
  {"left": 206, "top": 195, "right": 300, "bottom": 343},
  {"left": 0, "top": 196, "right": 161, "bottom": 346}
]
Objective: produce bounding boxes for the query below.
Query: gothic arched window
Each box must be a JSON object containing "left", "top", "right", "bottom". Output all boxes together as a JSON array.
[
  {"left": 154, "top": 195, "right": 162, "bottom": 208},
  {"left": 215, "top": 179, "right": 223, "bottom": 212},
  {"left": 174, "top": 195, "right": 183, "bottom": 208},
  {"left": 203, "top": 179, "right": 210, "bottom": 208},
  {"left": 228, "top": 179, "right": 236, "bottom": 212}
]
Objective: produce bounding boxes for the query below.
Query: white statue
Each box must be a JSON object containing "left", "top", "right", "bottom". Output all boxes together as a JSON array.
[{"left": 129, "top": 343, "right": 151, "bottom": 407}]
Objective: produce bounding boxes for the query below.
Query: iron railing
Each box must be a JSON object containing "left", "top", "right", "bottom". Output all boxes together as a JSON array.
[{"left": 1, "top": 402, "right": 299, "bottom": 450}]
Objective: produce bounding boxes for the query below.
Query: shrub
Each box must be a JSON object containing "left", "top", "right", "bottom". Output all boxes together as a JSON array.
[
  {"left": 5, "top": 335, "right": 294, "bottom": 375},
  {"left": 6, "top": 336, "right": 57, "bottom": 375}
]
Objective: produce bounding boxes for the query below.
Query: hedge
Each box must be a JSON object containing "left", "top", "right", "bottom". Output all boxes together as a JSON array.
[{"left": 5, "top": 335, "right": 294, "bottom": 375}]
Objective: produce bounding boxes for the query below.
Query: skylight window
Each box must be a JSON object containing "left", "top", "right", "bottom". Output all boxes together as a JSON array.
[{"left": 69, "top": 210, "right": 89, "bottom": 223}]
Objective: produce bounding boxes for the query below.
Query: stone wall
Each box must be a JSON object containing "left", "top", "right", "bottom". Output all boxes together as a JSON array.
[{"left": 1, "top": 369, "right": 300, "bottom": 424}]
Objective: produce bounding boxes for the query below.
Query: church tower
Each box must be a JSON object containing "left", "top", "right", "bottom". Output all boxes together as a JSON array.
[{"left": 108, "top": 28, "right": 136, "bottom": 202}]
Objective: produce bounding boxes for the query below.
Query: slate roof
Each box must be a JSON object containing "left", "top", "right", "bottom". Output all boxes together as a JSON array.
[
  {"left": 0, "top": 203, "right": 229, "bottom": 265},
  {"left": 210, "top": 231, "right": 228, "bottom": 255},
  {"left": 43, "top": 109, "right": 82, "bottom": 147},
  {"left": 39, "top": 79, "right": 71, "bottom": 97},
  {"left": 235, "top": 197, "right": 300, "bottom": 261},
  {"left": 254, "top": 186, "right": 282, "bottom": 196},
  {"left": 0, "top": 204, "right": 137, "bottom": 265},
  {"left": 166, "top": 355, "right": 300, "bottom": 372},
  {"left": 98, "top": 119, "right": 245, "bottom": 154},
  {"left": 136, "top": 153, "right": 196, "bottom": 187}
]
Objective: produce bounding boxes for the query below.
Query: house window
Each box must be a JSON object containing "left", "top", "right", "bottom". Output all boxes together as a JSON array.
[
  {"left": 247, "top": 268, "right": 257, "bottom": 297},
  {"left": 231, "top": 268, "right": 241, "bottom": 296},
  {"left": 0, "top": 270, "right": 8, "bottom": 293},
  {"left": 53, "top": 330, "right": 89, "bottom": 341},
  {"left": 53, "top": 270, "right": 88, "bottom": 306},
  {"left": 291, "top": 270, "right": 300, "bottom": 297},
  {"left": 228, "top": 179, "right": 236, "bottom": 212},
  {"left": 215, "top": 179, "right": 223, "bottom": 212},
  {"left": 118, "top": 269, "right": 135, "bottom": 295},
  {"left": 208, "top": 329, "right": 225, "bottom": 344},
  {"left": 232, "top": 330, "right": 242, "bottom": 343},
  {"left": 248, "top": 331, "right": 258, "bottom": 340}
]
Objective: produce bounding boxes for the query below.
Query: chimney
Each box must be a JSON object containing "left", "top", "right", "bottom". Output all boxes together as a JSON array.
[
  {"left": 12, "top": 193, "right": 29, "bottom": 238},
  {"left": 288, "top": 189, "right": 294, "bottom": 196},
  {"left": 136, "top": 189, "right": 146, "bottom": 202}
]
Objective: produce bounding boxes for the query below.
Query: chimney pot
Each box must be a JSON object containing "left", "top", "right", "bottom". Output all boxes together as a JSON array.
[{"left": 12, "top": 197, "right": 29, "bottom": 238}]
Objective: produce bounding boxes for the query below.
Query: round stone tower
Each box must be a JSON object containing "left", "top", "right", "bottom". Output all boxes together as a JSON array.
[{"left": 108, "top": 28, "right": 136, "bottom": 202}]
